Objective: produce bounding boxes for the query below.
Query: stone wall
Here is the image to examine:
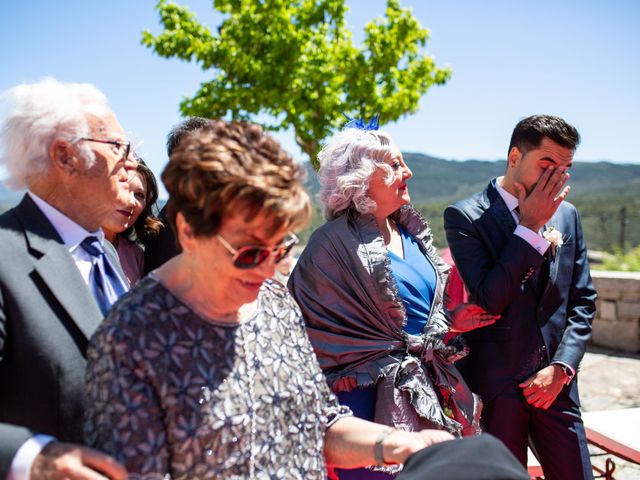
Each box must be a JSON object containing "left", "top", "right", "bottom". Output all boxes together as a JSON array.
[{"left": 591, "top": 270, "right": 640, "bottom": 353}]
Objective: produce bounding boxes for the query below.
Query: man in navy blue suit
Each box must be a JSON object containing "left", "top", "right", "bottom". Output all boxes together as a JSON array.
[{"left": 444, "top": 115, "right": 597, "bottom": 479}]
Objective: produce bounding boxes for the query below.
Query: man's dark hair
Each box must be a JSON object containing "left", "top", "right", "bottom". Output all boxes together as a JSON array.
[
  {"left": 508, "top": 114, "right": 580, "bottom": 155},
  {"left": 166, "top": 117, "right": 213, "bottom": 156}
]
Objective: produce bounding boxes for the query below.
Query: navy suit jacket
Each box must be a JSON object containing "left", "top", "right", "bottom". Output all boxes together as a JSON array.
[
  {"left": 443, "top": 180, "right": 596, "bottom": 404},
  {"left": 0, "top": 195, "right": 122, "bottom": 476}
]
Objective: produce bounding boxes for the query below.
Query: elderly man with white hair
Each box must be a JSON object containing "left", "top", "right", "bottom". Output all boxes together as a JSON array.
[{"left": 0, "top": 78, "right": 134, "bottom": 480}]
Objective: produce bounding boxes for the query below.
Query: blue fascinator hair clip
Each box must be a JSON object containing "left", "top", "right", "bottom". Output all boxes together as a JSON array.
[{"left": 342, "top": 113, "right": 380, "bottom": 131}]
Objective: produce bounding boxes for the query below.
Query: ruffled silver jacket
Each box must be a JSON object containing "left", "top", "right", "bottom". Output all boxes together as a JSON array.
[{"left": 289, "top": 206, "right": 481, "bottom": 437}]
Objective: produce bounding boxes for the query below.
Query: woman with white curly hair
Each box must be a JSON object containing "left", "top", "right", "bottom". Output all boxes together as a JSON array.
[{"left": 289, "top": 124, "right": 499, "bottom": 479}]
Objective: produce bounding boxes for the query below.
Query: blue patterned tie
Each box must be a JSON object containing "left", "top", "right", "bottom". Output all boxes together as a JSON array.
[{"left": 80, "top": 236, "right": 129, "bottom": 315}]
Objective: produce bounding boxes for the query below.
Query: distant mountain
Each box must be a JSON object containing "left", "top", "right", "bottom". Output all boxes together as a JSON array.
[
  {"left": 301, "top": 154, "right": 640, "bottom": 251},
  {"left": 303, "top": 154, "right": 640, "bottom": 205},
  {"left": 2, "top": 155, "right": 638, "bottom": 252},
  {"left": 3, "top": 155, "right": 638, "bottom": 211}
]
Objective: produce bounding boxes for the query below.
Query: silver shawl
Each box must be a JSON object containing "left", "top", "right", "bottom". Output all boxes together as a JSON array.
[{"left": 288, "top": 206, "right": 481, "bottom": 436}]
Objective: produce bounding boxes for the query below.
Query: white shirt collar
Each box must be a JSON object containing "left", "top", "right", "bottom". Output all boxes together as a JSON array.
[
  {"left": 28, "top": 192, "right": 104, "bottom": 250},
  {"left": 495, "top": 176, "right": 519, "bottom": 213}
]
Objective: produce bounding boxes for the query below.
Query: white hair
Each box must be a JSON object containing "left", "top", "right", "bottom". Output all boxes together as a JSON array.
[
  {"left": 0, "top": 77, "right": 110, "bottom": 189},
  {"left": 317, "top": 127, "right": 399, "bottom": 220}
]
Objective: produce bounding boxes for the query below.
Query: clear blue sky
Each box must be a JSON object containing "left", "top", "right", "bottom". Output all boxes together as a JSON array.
[{"left": 1, "top": 0, "right": 638, "bottom": 198}]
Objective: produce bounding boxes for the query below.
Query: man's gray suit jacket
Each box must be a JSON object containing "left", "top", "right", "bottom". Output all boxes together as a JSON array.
[{"left": 0, "top": 194, "right": 121, "bottom": 476}]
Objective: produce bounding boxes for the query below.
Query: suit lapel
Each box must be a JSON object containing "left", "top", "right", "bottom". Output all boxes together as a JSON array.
[
  {"left": 485, "top": 180, "right": 518, "bottom": 238},
  {"left": 104, "top": 239, "right": 130, "bottom": 287},
  {"left": 483, "top": 181, "right": 550, "bottom": 296},
  {"left": 15, "top": 195, "right": 103, "bottom": 340},
  {"left": 539, "top": 217, "right": 562, "bottom": 300}
]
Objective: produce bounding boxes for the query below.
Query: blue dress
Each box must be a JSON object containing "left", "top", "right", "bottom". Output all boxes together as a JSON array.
[
  {"left": 387, "top": 227, "right": 437, "bottom": 335},
  {"left": 335, "top": 228, "right": 437, "bottom": 479}
]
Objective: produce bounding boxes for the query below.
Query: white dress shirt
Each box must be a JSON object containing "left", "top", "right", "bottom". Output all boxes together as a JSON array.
[{"left": 28, "top": 192, "right": 105, "bottom": 284}]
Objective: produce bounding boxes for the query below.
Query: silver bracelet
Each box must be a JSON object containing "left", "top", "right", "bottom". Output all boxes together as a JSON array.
[{"left": 374, "top": 428, "right": 395, "bottom": 466}]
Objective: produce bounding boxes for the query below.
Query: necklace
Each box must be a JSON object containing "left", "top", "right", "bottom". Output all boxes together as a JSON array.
[{"left": 238, "top": 322, "right": 257, "bottom": 479}]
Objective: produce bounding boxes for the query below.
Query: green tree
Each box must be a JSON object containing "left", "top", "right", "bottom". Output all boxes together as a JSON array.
[
  {"left": 142, "top": 0, "right": 451, "bottom": 168},
  {"left": 601, "top": 246, "right": 640, "bottom": 272}
]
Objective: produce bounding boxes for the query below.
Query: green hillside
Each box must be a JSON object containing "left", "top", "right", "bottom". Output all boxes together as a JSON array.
[
  {"left": 2, "top": 154, "right": 638, "bottom": 253},
  {"left": 304, "top": 154, "right": 640, "bottom": 205},
  {"left": 302, "top": 155, "right": 640, "bottom": 252}
]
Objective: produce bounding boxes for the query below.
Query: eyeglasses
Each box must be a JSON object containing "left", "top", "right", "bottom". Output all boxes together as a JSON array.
[
  {"left": 78, "top": 137, "right": 131, "bottom": 160},
  {"left": 216, "top": 232, "right": 299, "bottom": 270}
]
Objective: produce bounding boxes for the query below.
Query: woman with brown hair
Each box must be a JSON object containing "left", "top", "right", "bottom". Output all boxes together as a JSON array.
[{"left": 83, "top": 120, "right": 454, "bottom": 479}]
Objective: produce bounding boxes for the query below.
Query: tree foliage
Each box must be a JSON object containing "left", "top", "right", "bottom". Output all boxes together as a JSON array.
[
  {"left": 142, "top": 0, "right": 451, "bottom": 167},
  {"left": 601, "top": 246, "right": 640, "bottom": 272}
]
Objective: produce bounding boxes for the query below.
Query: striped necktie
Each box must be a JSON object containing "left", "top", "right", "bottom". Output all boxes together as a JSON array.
[{"left": 80, "top": 236, "right": 129, "bottom": 315}]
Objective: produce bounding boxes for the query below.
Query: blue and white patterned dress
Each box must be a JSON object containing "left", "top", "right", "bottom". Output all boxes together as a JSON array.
[{"left": 84, "top": 276, "right": 351, "bottom": 479}]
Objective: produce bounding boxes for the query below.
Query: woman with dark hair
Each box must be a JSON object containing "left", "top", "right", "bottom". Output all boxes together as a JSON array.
[{"left": 101, "top": 157, "right": 161, "bottom": 284}]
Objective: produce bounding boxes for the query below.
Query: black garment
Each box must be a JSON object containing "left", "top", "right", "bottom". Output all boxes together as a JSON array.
[
  {"left": 143, "top": 203, "right": 181, "bottom": 274},
  {"left": 397, "top": 434, "right": 530, "bottom": 480}
]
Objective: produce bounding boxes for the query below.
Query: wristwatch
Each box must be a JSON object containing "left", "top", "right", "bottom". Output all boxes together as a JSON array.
[{"left": 555, "top": 363, "right": 574, "bottom": 385}]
